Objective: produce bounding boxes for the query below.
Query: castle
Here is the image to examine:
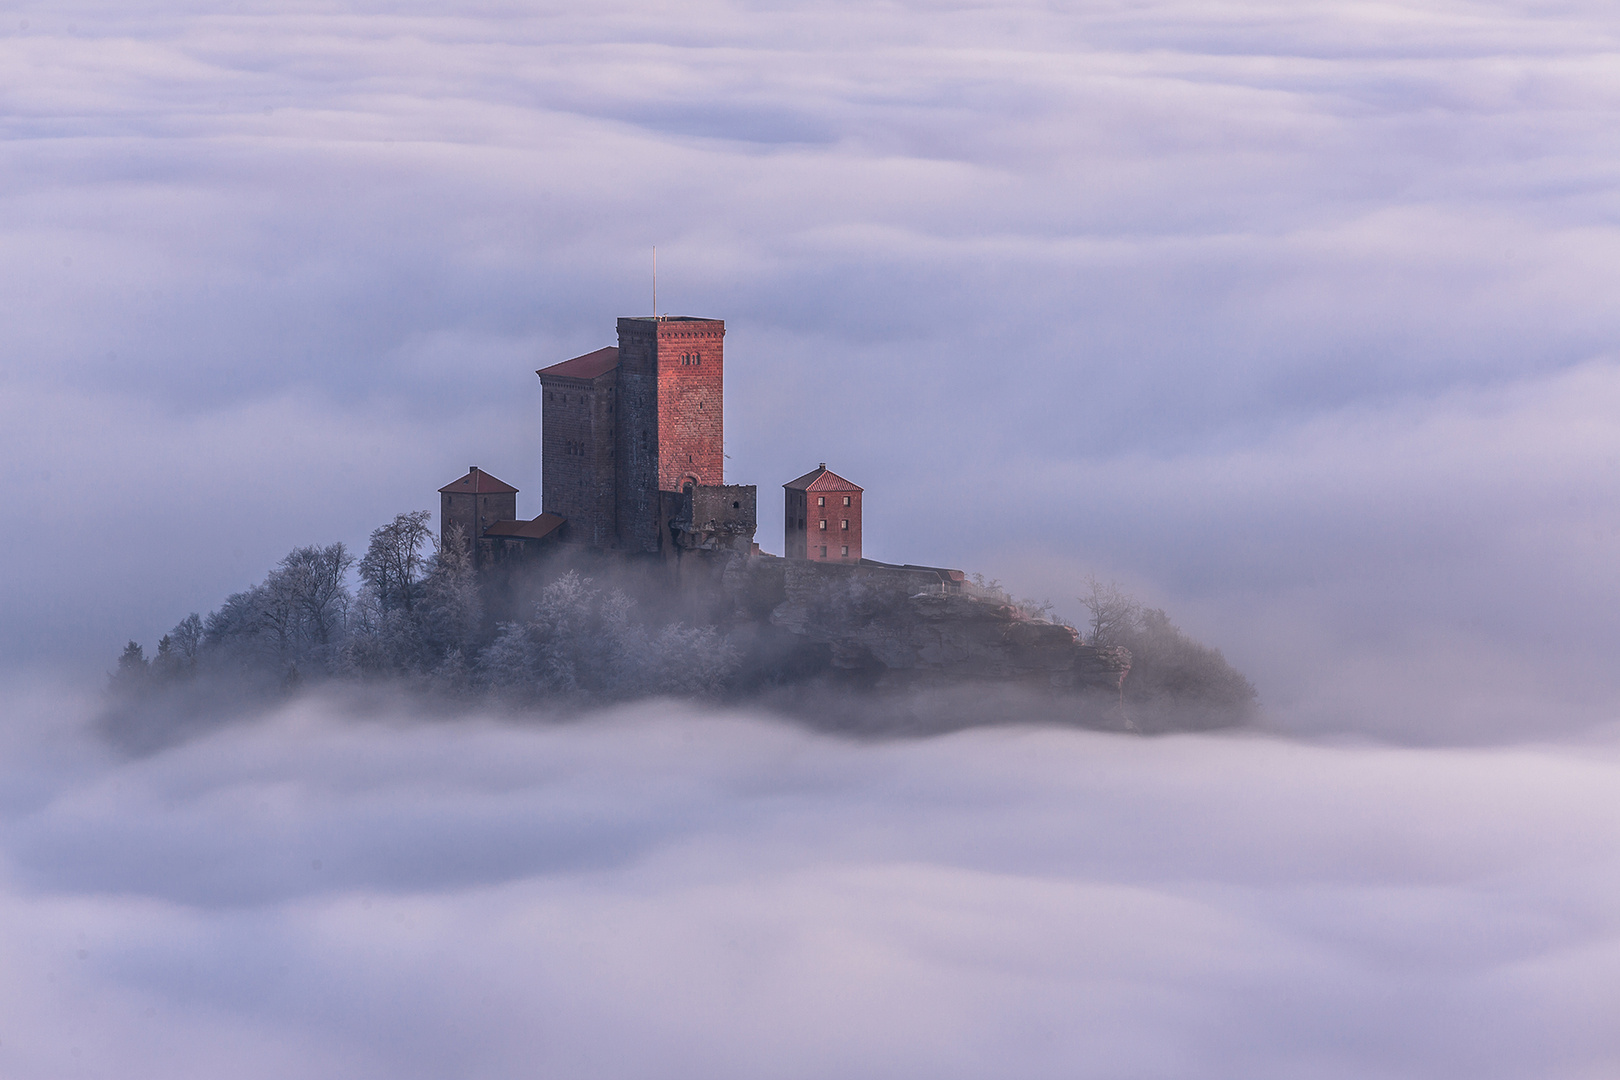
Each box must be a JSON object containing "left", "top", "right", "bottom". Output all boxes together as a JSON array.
[
  {"left": 439, "top": 313, "right": 897, "bottom": 573},
  {"left": 429, "top": 313, "right": 1144, "bottom": 705}
]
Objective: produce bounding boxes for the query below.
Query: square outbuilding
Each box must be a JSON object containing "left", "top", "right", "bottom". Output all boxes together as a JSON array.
[{"left": 784, "top": 464, "right": 862, "bottom": 562}]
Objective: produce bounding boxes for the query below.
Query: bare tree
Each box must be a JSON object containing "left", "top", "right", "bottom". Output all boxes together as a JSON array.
[
  {"left": 264, "top": 543, "right": 355, "bottom": 651},
  {"left": 153, "top": 613, "right": 204, "bottom": 681},
  {"left": 1080, "top": 575, "right": 1140, "bottom": 647},
  {"left": 359, "top": 511, "right": 433, "bottom": 613},
  {"left": 421, "top": 523, "right": 481, "bottom": 659}
]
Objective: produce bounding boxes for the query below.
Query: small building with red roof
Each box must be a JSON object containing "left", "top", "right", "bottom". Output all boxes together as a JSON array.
[
  {"left": 438, "top": 466, "right": 518, "bottom": 556},
  {"left": 784, "top": 464, "right": 862, "bottom": 563}
]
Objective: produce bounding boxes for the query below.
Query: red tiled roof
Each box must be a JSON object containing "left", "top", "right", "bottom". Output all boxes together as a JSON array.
[
  {"left": 438, "top": 467, "right": 519, "bottom": 494},
  {"left": 537, "top": 346, "right": 619, "bottom": 381},
  {"left": 483, "top": 513, "right": 566, "bottom": 541},
  {"left": 784, "top": 465, "right": 862, "bottom": 492}
]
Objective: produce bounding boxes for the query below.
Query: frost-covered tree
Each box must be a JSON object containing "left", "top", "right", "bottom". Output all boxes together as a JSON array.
[
  {"left": 152, "top": 613, "right": 204, "bottom": 681},
  {"left": 269, "top": 543, "right": 354, "bottom": 649},
  {"left": 200, "top": 543, "right": 353, "bottom": 674},
  {"left": 358, "top": 510, "right": 433, "bottom": 613},
  {"left": 419, "top": 524, "right": 481, "bottom": 663},
  {"left": 477, "top": 622, "right": 539, "bottom": 693},
  {"left": 637, "top": 624, "right": 739, "bottom": 695},
  {"left": 1080, "top": 576, "right": 1140, "bottom": 647}
]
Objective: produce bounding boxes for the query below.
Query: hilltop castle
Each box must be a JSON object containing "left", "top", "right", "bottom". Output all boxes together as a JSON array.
[
  {"left": 440, "top": 314, "right": 891, "bottom": 574},
  {"left": 425, "top": 313, "right": 1137, "bottom": 705}
]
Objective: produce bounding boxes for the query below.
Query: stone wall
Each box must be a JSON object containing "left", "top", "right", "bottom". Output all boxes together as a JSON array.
[
  {"left": 655, "top": 319, "right": 724, "bottom": 491},
  {"left": 674, "top": 484, "right": 757, "bottom": 553},
  {"left": 539, "top": 368, "right": 617, "bottom": 547},
  {"left": 614, "top": 319, "right": 661, "bottom": 553},
  {"left": 440, "top": 489, "right": 516, "bottom": 563}
]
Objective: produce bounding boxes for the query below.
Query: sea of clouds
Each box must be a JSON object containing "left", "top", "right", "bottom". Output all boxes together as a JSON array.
[
  {"left": 3, "top": 0, "right": 1620, "bottom": 1073},
  {"left": 3, "top": 684, "right": 1618, "bottom": 1079}
]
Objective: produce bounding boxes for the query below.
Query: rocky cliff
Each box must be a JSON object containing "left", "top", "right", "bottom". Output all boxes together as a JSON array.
[{"left": 720, "top": 554, "right": 1131, "bottom": 696}]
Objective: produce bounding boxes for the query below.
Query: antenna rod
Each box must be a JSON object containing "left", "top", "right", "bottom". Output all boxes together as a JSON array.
[{"left": 652, "top": 246, "right": 657, "bottom": 319}]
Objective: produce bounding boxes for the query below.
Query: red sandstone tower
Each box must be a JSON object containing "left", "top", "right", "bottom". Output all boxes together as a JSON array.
[
  {"left": 614, "top": 317, "right": 725, "bottom": 552},
  {"left": 784, "top": 464, "right": 862, "bottom": 562}
]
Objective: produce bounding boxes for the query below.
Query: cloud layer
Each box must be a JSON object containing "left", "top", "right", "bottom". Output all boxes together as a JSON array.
[{"left": 3, "top": 690, "right": 1618, "bottom": 1079}]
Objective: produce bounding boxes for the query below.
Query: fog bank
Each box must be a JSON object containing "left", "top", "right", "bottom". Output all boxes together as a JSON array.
[{"left": 2, "top": 685, "right": 1617, "bottom": 1079}]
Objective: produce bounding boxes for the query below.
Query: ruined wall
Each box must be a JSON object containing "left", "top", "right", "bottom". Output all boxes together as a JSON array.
[{"left": 674, "top": 484, "right": 757, "bottom": 553}]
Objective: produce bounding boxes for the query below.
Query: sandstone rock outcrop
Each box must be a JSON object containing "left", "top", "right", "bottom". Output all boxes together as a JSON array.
[{"left": 722, "top": 554, "right": 1131, "bottom": 695}]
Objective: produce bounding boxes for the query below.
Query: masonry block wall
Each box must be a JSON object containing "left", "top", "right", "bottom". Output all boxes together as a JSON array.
[
  {"left": 784, "top": 488, "right": 808, "bottom": 559},
  {"left": 615, "top": 317, "right": 725, "bottom": 552},
  {"left": 538, "top": 353, "right": 618, "bottom": 548}
]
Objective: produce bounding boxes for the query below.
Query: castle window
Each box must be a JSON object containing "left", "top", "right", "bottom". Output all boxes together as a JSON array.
[
  {"left": 817, "top": 497, "right": 825, "bottom": 507},
  {"left": 841, "top": 546, "right": 849, "bottom": 557},
  {"left": 820, "top": 546, "right": 827, "bottom": 558},
  {"left": 818, "top": 519, "right": 826, "bottom": 530},
  {"left": 843, "top": 496, "right": 851, "bottom": 506},
  {"left": 841, "top": 519, "right": 848, "bottom": 530},
  {"left": 733, "top": 501, "right": 740, "bottom": 509}
]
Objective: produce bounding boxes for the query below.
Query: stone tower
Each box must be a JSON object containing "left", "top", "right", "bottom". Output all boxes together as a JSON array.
[{"left": 614, "top": 317, "right": 725, "bottom": 552}]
